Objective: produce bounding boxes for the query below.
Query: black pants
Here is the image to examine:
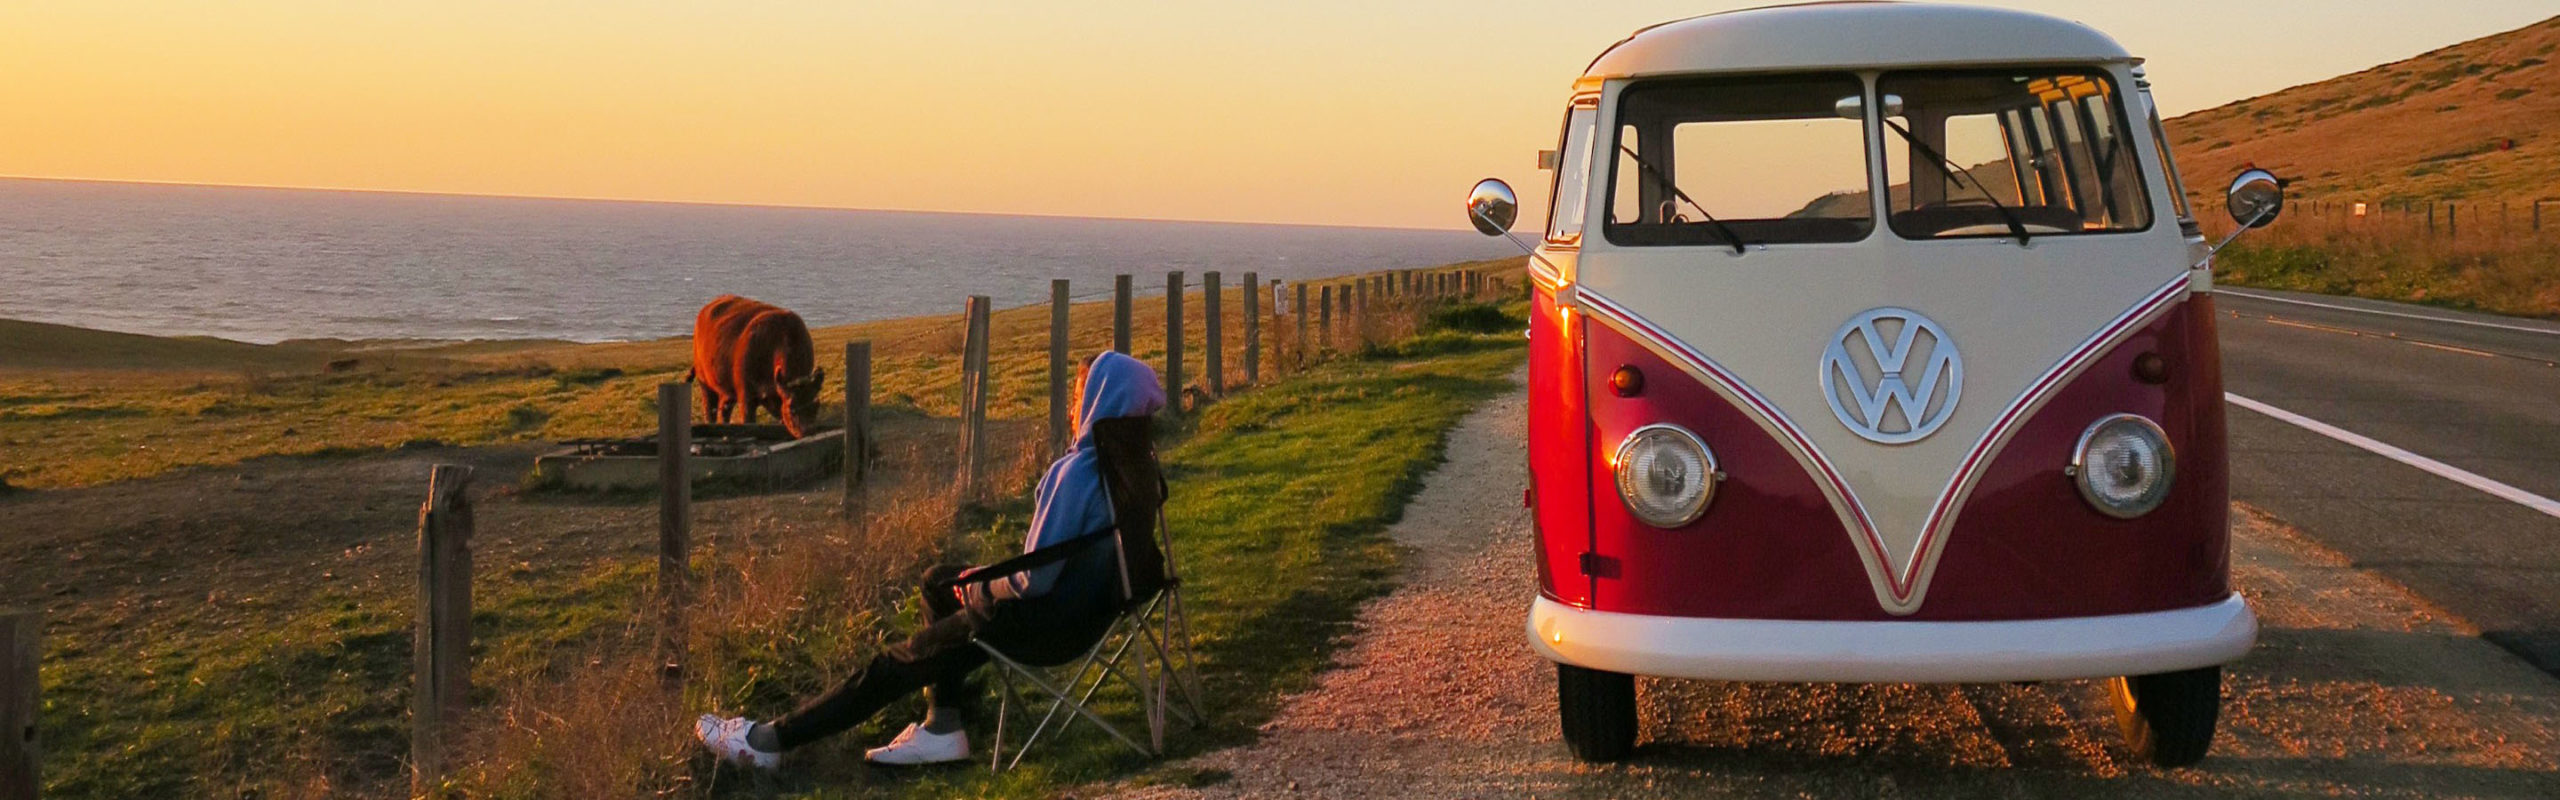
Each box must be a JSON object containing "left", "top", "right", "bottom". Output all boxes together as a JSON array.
[{"left": 768, "top": 565, "right": 989, "bottom": 751}]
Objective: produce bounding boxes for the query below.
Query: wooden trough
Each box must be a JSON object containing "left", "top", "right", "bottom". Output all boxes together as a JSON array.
[{"left": 531, "top": 423, "right": 843, "bottom": 492}]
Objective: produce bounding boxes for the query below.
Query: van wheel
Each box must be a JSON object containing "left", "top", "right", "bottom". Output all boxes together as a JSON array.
[
  {"left": 1557, "top": 663, "right": 1637, "bottom": 762},
  {"left": 2111, "top": 666, "right": 2221, "bottom": 767}
]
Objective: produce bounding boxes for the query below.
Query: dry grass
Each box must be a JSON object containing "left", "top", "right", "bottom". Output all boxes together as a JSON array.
[
  {"left": 450, "top": 434, "right": 1048, "bottom": 799},
  {"left": 2166, "top": 15, "right": 2559, "bottom": 205},
  {"left": 2205, "top": 203, "right": 2560, "bottom": 317}
]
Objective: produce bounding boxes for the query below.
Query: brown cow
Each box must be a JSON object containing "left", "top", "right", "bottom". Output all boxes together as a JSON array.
[{"left": 690, "top": 295, "right": 825, "bottom": 439}]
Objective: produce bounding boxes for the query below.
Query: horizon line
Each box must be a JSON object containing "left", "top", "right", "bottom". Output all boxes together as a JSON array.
[{"left": 0, "top": 173, "right": 1480, "bottom": 235}]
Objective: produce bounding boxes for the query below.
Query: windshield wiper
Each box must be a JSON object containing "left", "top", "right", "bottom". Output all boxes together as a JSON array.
[
  {"left": 1882, "top": 119, "right": 2032, "bottom": 245},
  {"left": 1616, "top": 144, "right": 1747, "bottom": 255}
]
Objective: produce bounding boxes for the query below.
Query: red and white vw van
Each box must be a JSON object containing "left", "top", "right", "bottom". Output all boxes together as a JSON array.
[{"left": 1465, "top": 2, "right": 2286, "bottom": 767}]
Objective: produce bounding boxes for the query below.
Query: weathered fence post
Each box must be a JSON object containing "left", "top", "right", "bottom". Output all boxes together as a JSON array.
[
  {"left": 1355, "top": 278, "right": 1370, "bottom": 344},
  {"left": 843, "top": 341, "right": 871, "bottom": 520},
  {"left": 958, "top": 296, "right": 992, "bottom": 500},
  {"left": 1048, "top": 281, "right": 1072, "bottom": 459},
  {"left": 1113, "top": 274, "right": 1134, "bottom": 354},
  {"left": 1318, "top": 284, "right": 1334, "bottom": 351},
  {"left": 1164, "top": 271, "right": 1185, "bottom": 410},
  {"left": 1243, "top": 270, "right": 1261, "bottom": 385},
  {"left": 2, "top": 611, "right": 38, "bottom": 800},
  {"left": 411, "top": 463, "right": 474, "bottom": 793},
  {"left": 655, "top": 384, "right": 690, "bottom": 683},
  {"left": 1294, "top": 282, "right": 1310, "bottom": 368},
  {"left": 2449, "top": 202, "right": 2459, "bottom": 240},
  {"left": 1203, "top": 271, "right": 1223, "bottom": 398}
]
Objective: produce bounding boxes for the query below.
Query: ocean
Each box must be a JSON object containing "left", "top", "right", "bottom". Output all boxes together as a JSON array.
[{"left": 0, "top": 178, "right": 1511, "bottom": 344}]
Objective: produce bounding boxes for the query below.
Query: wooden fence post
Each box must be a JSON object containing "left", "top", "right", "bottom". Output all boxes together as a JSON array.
[
  {"left": 1113, "top": 274, "right": 1134, "bottom": 354},
  {"left": 958, "top": 296, "right": 992, "bottom": 500},
  {"left": 655, "top": 384, "right": 690, "bottom": 684},
  {"left": 1203, "top": 271, "right": 1223, "bottom": 398},
  {"left": 411, "top": 463, "right": 474, "bottom": 793},
  {"left": 1164, "top": 272, "right": 1186, "bottom": 410},
  {"left": 1355, "top": 278, "right": 1369, "bottom": 344},
  {"left": 1294, "top": 283, "right": 1310, "bottom": 366},
  {"left": 1243, "top": 270, "right": 1261, "bottom": 385},
  {"left": 843, "top": 341, "right": 871, "bottom": 520},
  {"left": 2, "top": 611, "right": 37, "bottom": 800},
  {"left": 1318, "top": 284, "right": 1333, "bottom": 351},
  {"left": 1049, "top": 281, "right": 1071, "bottom": 459},
  {"left": 2449, "top": 203, "right": 2459, "bottom": 240},
  {"left": 2427, "top": 203, "right": 2437, "bottom": 236}
]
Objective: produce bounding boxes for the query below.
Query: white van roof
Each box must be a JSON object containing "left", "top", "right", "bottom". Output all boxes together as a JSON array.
[{"left": 1583, "top": 2, "right": 2133, "bottom": 80}]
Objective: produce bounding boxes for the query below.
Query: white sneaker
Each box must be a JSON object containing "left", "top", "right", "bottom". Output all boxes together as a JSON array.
[
  {"left": 863, "top": 722, "right": 971, "bottom": 766},
  {"left": 694, "top": 714, "right": 780, "bottom": 771}
]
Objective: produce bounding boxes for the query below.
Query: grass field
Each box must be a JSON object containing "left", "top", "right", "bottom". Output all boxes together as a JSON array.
[{"left": 11, "top": 259, "right": 1525, "bottom": 798}]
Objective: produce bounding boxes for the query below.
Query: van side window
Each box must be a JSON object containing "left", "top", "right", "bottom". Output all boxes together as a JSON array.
[
  {"left": 2147, "top": 104, "right": 2197, "bottom": 229},
  {"left": 1878, "top": 70, "right": 2153, "bottom": 239},
  {"left": 1603, "top": 73, "right": 1873, "bottom": 247},
  {"left": 1547, "top": 105, "right": 1599, "bottom": 243}
]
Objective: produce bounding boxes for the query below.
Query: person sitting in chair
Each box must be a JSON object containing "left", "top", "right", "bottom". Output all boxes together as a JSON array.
[{"left": 694, "top": 350, "right": 1166, "bottom": 769}]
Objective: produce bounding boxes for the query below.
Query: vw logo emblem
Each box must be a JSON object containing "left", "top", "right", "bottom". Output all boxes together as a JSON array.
[{"left": 1820, "top": 308, "right": 1962, "bottom": 445}]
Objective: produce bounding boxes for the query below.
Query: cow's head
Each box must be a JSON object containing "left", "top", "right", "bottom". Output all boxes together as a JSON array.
[{"left": 779, "top": 367, "right": 825, "bottom": 439}]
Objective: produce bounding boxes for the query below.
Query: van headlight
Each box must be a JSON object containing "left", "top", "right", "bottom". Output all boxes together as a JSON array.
[
  {"left": 1615, "top": 424, "right": 1717, "bottom": 528},
  {"left": 2072, "top": 414, "right": 2175, "bottom": 518}
]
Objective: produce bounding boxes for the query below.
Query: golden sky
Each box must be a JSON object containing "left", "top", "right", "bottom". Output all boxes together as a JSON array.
[{"left": 3, "top": 1, "right": 2552, "bottom": 230}]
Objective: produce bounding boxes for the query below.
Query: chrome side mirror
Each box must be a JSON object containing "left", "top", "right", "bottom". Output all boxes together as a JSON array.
[
  {"left": 1467, "top": 178, "right": 1518, "bottom": 236},
  {"left": 2226, "top": 168, "right": 2284, "bottom": 229}
]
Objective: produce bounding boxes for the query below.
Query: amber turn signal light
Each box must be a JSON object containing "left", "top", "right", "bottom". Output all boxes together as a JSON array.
[
  {"left": 2132, "top": 352, "right": 2169, "bottom": 384},
  {"left": 1610, "top": 365, "right": 1645, "bottom": 397}
]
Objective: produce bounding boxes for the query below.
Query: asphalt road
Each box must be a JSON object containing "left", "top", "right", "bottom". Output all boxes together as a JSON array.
[{"left": 2218, "top": 286, "right": 2560, "bottom": 675}]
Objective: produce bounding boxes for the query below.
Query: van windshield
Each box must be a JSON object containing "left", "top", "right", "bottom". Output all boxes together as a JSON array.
[
  {"left": 1605, "top": 73, "right": 1873, "bottom": 247},
  {"left": 1878, "top": 69, "right": 2153, "bottom": 239}
]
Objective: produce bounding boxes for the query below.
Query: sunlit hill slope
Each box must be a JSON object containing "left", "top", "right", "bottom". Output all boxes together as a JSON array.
[{"left": 2165, "top": 15, "right": 2560, "bottom": 204}]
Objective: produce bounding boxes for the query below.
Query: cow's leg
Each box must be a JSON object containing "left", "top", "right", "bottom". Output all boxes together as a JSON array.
[
  {"left": 743, "top": 400, "right": 757, "bottom": 424},
  {"left": 700, "top": 382, "right": 720, "bottom": 424}
]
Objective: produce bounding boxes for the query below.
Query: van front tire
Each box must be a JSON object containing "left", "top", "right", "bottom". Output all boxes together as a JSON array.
[
  {"left": 2111, "top": 666, "right": 2221, "bottom": 767},
  {"left": 1557, "top": 663, "right": 1637, "bottom": 762}
]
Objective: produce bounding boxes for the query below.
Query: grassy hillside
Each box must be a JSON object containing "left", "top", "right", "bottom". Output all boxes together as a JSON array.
[{"left": 2166, "top": 15, "right": 2560, "bottom": 205}]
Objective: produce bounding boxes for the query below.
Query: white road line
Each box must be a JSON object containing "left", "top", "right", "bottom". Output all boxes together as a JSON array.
[
  {"left": 2226, "top": 392, "right": 2560, "bottom": 520},
  {"left": 2221, "top": 289, "right": 2560, "bottom": 336}
]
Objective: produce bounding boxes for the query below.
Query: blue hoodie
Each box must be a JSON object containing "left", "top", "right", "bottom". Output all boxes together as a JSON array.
[{"left": 989, "top": 350, "right": 1164, "bottom": 601}]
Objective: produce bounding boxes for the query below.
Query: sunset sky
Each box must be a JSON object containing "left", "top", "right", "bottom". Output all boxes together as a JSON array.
[{"left": 3, "top": 1, "right": 2553, "bottom": 230}]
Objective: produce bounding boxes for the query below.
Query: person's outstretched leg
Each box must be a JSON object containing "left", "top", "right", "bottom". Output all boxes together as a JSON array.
[
  {"left": 916, "top": 566, "right": 982, "bottom": 735},
  {"left": 697, "top": 565, "right": 989, "bottom": 768},
  {"left": 766, "top": 584, "right": 986, "bottom": 750}
]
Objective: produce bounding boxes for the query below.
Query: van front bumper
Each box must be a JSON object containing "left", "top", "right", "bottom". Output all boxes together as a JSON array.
[{"left": 1526, "top": 593, "right": 2255, "bottom": 683}]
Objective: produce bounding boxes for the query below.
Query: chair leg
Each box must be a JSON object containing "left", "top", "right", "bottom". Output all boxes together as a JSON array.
[
  {"left": 1166, "top": 589, "right": 1208, "bottom": 718},
  {"left": 1004, "top": 656, "right": 1154, "bottom": 768}
]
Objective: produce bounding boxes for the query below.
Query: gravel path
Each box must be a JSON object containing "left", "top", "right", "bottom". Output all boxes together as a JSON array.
[{"left": 1113, "top": 382, "right": 2560, "bottom": 799}]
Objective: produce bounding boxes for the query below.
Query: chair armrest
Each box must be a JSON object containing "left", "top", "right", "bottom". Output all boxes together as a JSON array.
[{"left": 929, "top": 531, "right": 1121, "bottom": 591}]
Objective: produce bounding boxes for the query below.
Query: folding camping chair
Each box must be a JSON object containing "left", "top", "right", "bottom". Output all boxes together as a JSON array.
[{"left": 931, "top": 415, "right": 1204, "bottom": 772}]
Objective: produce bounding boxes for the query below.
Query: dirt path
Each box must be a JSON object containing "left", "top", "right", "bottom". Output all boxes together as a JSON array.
[{"left": 1115, "top": 384, "right": 2560, "bottom": 799}]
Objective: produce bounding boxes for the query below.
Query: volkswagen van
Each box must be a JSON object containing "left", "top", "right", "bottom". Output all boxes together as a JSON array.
[{"left": 1463, "top": 2, "right": 2287, "bottom": 767}]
